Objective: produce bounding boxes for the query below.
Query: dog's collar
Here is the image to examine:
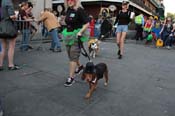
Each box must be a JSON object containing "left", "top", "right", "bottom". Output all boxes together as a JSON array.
[{"left": 91, "top": 77, "right": 97, "bottom": 84}]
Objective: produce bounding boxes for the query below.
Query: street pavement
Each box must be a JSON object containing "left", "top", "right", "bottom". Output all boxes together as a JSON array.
[{"left": 0, "top": 39, "right": 175, "bottom": 116}]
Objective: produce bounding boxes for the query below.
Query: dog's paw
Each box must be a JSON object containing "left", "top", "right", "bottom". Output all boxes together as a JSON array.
[{"left": 104, "top": 82, "right": 108, "bottom": 86}]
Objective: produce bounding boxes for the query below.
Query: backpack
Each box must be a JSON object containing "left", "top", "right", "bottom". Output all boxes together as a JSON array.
[{"left": 118, "top": 10, "right": 131, "bottom": 17}]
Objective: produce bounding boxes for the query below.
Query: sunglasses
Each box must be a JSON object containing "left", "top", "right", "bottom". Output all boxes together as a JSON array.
[{"left": 67, "top": 0, "right": 76, "bottom": 2}]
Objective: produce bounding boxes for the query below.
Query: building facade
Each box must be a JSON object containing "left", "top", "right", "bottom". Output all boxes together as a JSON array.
[
  {"left": 52, "top": 0, "right": 165, "bottom": 18},
  {"left": 14, "top": 0, "right": 165, "bottom": 19}
]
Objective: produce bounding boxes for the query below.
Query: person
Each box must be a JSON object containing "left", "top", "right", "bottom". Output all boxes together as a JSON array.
[
  {"left": 159, "top": 17, "right": 173, "bottom": 46},
  {"left": 134, "top": 13, "right": 144, "bottom": 42},
  {"left": 62, "top": 0, "right": 89, "bottom": 86},
  {"left": 165, "top": 23, "right": 175, "bottom": 49},
  {"left": 0, "top": 0, "right": 20, "bottom": 71},
  {"left": 38, "top": 8, "right": 62, "bottom": 52},
  {"left": 18, "top": 2, "right": 33, "bottom": 51},
  {"left": 114, "top": 0, "right": 132, "bottom": 59},
  {"left": 143, "top": 16, "right": 153, "bottom": 37},
  {"left": 58, "top": 11, "right": 66, "bottom": 32},
  {"left": 26, "top": 2, "right": 37, "bottom": 38}
]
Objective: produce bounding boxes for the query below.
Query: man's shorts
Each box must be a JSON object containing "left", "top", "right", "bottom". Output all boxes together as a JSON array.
[
  {"left": 116, "top": 25, "right": 128, "bottom": 33},
  {"left": 66, "top": 42, "right": 81, "bottom": 62}
]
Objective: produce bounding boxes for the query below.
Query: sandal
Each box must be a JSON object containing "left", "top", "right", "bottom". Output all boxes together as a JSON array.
[
  {"left": 0, "top": 66, "right": 4, "bottom": 71},
  {"left": 8, "top": 65, "right": 20, "bottom": 70}
]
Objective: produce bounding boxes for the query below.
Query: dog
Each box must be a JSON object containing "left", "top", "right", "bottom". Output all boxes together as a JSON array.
[
  {"left": 88, "top": 38, "right": 100, "bottom": 58},
  {"left": 81, "top": 62, "right": 108, "bottom": 99}
]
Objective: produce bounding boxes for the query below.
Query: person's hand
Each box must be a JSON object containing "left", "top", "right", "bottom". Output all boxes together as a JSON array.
[
  {"left": 37, "top": 21, "right": 41, "bottom": 25},
  {"left": 32, "top": 19, "right": 37, "bottom": 22},
  {"left": 77, "top": 31, "right": 82, "bottom": 37},
  {"left": 10, "top": 15, "right": 17, "bottom": 20},
  {"left": 159, "top": 32, "right": 162, "bottom": 35}
]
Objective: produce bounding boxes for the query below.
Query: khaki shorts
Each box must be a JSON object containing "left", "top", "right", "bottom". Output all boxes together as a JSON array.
[{"left": 66, "top": 42, "right": 81, "bottom": 61}]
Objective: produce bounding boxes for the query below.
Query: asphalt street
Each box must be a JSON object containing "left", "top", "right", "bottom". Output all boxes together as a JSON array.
[{"left": 0, "top": 39, "right": 175, "bottom": 116}]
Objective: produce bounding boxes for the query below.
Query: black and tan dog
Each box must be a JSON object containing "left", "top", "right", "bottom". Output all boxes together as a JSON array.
[{"left": 81, "top": 62, "right": 108, "bottom": 99}]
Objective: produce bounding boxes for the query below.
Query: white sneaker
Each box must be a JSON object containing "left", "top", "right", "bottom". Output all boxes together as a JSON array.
[
  {"left": 64, "top": 77, "right": 75, "bottom": 87},
  {"left": 0, "top": 111, "right": 3, "bottom": 116},
  {"left": 166, "top": 46, "right": 171, "bottom": 49}
]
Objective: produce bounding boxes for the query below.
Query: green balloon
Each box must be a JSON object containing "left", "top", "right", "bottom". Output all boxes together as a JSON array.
[{"left": 146, "top": 34, "right": 153, "bottom": 40}]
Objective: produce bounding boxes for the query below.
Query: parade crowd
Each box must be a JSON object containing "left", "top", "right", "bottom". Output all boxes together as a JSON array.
[{"left": 0, "top": 0, "right": 175, "bottom": 114}]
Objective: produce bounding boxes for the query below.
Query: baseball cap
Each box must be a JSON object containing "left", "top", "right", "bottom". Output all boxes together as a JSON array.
[{"left": 122, "top": 0, "right": 129, "bottom": 5}]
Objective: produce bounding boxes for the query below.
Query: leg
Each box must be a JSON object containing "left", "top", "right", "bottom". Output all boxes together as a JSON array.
[
  {"left": 64, "top": 43, "right": 81, "bottom": 86},
  {"left": 50, "top": 38, "right": 55, "bottom": 50},
  {"left": 21, "top": 29, "right": 30, "bottom": 51},
  {"left": 0, "top": 39, "right": 7, "bottom": 67},
  {"left": 69, "top": 61, "right": 78, "bottom": 78},
  {"left": 116, "top": 32, "right": 121, "bottom": 46},
  {"left": 116, "top": 32, "right": 121, "bottom": 55},
  {"left": 135, "top": 24, "right": 139, "bottom": 41},
  {"left": 104, "top": 68, "right": 109, "bottom": 86},
  {"left": 85, "top": 83, "right": 97, "bottom": 99},
  {"left": 50, "top": 29, "right": 61, "bottom": 49},
  {"left": 8, "top": 38, "right": 16, "bottom": 67},
  {"left": 120, "top": 32, "right": 127, "bottom": 56},
  {"left": 138, "top": 26, "right": 143, "bottom": 41}
]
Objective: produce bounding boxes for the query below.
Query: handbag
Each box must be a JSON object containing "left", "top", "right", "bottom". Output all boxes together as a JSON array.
[
  {"left": 156, "top": 38, "right": 163, "bottom": 47},
  {"left": 0, "top": 18, "right": 18, "bottom": 39}
]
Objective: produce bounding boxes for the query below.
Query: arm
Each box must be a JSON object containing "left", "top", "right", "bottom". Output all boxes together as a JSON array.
[
  {"left": 159, "top": 24, "right": 166, "bottom": 34},
  {"left": 77, "top": 22, "right": 89, "bottom": 36},
  {"left": 77, "top": 8, "right": 90, "bottom": 36},
  {"left": 38, "top": 12, "right": 47, "bottom": 24},
  {"left": 142, "top": 16, "right": 145, "bottom": 27},
  {"left": 114, "top": 13, "right": 119, "bottom": 25},
  {"left": 5, "top": 0, "right": 15, "bottom": 19}
]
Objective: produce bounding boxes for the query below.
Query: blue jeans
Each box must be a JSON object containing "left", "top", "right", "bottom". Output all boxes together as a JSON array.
[
  {"left": 42, "top": 25, "right": 48, "bottom": 37},
  {"left": 161, "top": 32, "right": 169, "bottom": 44},
  {"left": 20, "top": 29, "right": 30, "bottom": 50},
  {"left": 166, "top": 36, "right": 175, "bottom": 47},
  {"left": 116, "top": 25, "right": 128, "bottom": 33},
  {"left": 50, "top": 28, "right": 61, "bottom": 49}
]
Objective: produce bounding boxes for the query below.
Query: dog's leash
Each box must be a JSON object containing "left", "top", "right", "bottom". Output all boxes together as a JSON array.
[{"left": 77, "top": 36, "right": 91, "bottom": 61}]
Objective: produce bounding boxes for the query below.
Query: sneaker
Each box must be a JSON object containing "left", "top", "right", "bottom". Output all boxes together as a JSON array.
[
  {"left": 53, "top": 48, "right": 62, "bottom": 52},
  {"left": 64, "top": 77, "right": 75, "bottom": 87},
  {"left": 0, "top": 111, "right": 3, "bottom": 116},
  {"left": 75, "top": 65, "right": 84, "bottom": 74},
  {"left": 117, "top": 49, "right": 121, "bottom": 55},
  {"left": 28, "top": 45, "right": 33, "bottom": 49},
  {"left": 49, "top": 48, "right": 54, "bottom": 51},
  {"left": 8, "top": 65, "right": 20, "bottom": 70},
  {"left": 0, "top": 100, "right": 3, "bottom": 116},
  {"left": 118, "top": 54, "right": 122, "bottom": 59},
  {"left": 0, "top": 66, "right": 3, "bottom": 71},
  {"left": 166, "top": 46, "right": 171, "bottom": 49}
]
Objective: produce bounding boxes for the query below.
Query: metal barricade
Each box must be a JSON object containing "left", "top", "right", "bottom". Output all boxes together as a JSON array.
[{"left": 15, "top": 20, "right": 49, "bottom": 51}]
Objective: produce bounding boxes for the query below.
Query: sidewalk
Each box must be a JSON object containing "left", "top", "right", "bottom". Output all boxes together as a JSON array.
[{"left": 0, "top": 41, "right": 175, "bottom": 116}]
